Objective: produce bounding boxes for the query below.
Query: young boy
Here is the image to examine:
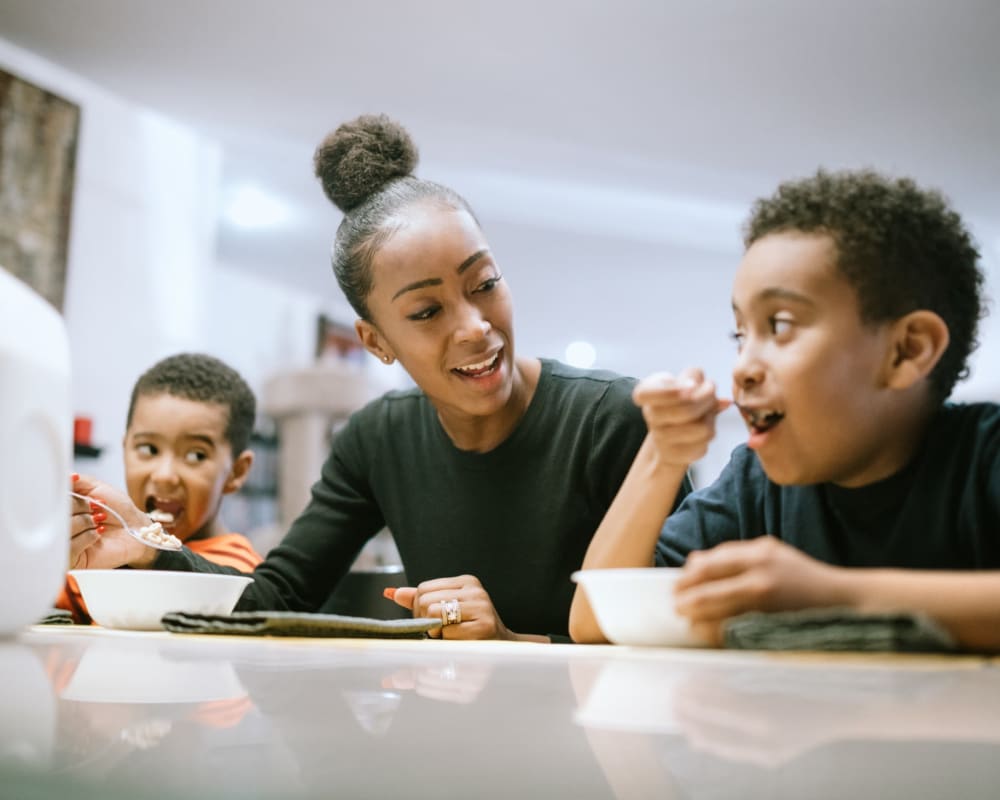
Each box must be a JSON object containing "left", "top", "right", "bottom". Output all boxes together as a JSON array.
[
  {"left": 60, "top": 352, "right": 264, "bottom": 621},
  {"left": 570, "top": 169, "right": 1000, "bottom": 651}
]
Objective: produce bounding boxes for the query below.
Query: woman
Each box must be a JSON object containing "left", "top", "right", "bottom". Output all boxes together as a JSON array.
[{"left": 71, "top": 114, "right": 691, "bottom": 641}]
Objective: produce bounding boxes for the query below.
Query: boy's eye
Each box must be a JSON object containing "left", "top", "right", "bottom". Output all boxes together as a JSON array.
[
  {"left": 136, "top": 443, "right": 156, "bottom": 457},
  {"left": 185, "top": 450, "right": 208, "bottom": 464},
  {"left": 407, "top": 305, "right": 440, "bottom": 322},
  {"left": 729, "top": 330, "right": 745, "bottom": 350},
  {"left": 770, "top": 317, "right": 794, "bottom": 336}
]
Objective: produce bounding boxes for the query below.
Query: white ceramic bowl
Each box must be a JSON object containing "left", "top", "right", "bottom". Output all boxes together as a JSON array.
[
  {"left": 68, "top": 569, "right": 252, "bottom": 631},
  {"left": 572, "top": 567, "right": 700, "bottom": 647}
]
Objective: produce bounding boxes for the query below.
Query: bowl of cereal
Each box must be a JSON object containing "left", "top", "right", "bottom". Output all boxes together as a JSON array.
[
  {"left": 68, "top": 570, "right": 252, "bottom": 631},
  {"left": 572, "top": 567, "right": 705, "bottom": 647}
]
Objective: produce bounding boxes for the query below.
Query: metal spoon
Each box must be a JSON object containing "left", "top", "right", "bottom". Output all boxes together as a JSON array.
[{"left": 70, "top": 491, "right": 183, "bottom": 551}]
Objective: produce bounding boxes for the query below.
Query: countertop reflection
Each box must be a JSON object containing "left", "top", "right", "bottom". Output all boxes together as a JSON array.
[{"left": 4, "top": 626, "right": 999, "bottom": 799}]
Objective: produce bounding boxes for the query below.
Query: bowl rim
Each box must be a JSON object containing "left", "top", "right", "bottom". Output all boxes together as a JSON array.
[
  {"left": 68, "top": 569, "right": 253, "bottom": 585},
  {"left": 571, "top": 567, "right": 683, "bottom": 583}
]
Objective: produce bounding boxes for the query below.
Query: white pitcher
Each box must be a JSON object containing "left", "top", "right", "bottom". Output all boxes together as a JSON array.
[{"left": 0, "top": 269, "right": 70, "bottom": 635}]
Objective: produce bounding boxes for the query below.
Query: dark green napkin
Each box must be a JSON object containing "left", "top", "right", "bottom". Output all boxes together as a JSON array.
[
  {"left": 723, "top": 607, "right": 957, "bottom": 653},
  {"left": 161, "top": 610, "right": 442, "bottom": 639},
  {"left": 37, "top": 608, "right": 74, "bottom": 625}
]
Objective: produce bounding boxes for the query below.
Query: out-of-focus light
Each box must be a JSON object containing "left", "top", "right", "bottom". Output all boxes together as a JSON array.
[
  {"left": 565, "top": 340, "right": 597, "bottom": 368},
  {"left": 224, "top": 185, "right": 290, "bottom": 229}
]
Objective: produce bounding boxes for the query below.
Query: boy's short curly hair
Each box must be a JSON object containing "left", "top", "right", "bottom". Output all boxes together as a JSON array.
[
  {"left": 125, "top": 353, "right": 256, "bottom": 454},
  {"left": 743, "top": 169, "right": 986, "bottom": 402}
]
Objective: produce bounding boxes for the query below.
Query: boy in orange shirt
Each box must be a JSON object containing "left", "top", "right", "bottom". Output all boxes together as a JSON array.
[
  {"left": 60, "top": 353, "right": 263, "bottom": 621},
  {"left": 570, "top": 169, "right": 1000, "bottom": 651}
]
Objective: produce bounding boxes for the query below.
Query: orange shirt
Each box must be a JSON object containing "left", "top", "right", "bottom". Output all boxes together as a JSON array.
[{"left": 56, "top": 533, "right": 264, "bottom": 624}]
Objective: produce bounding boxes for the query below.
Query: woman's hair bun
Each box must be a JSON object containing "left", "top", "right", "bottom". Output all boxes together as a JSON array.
[{"left": 313, "top": 114, "right": 418, "bottom": 213}]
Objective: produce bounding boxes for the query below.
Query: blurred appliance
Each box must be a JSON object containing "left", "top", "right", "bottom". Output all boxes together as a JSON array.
[
  {"left": 262, "top": 363, "right": 372, "bottom": 527},
  {"left": 0, "top": 269, "right": 71, "bottom": 634}
]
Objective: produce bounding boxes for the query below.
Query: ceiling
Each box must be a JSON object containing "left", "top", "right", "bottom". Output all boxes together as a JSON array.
[{"left": 2, "top": 0, "right": 998, "bottom": 382}]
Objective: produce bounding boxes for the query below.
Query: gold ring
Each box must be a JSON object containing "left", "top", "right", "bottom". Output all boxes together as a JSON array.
[{"left": 441, "top": 598, "right": 462, "bottom": 626}]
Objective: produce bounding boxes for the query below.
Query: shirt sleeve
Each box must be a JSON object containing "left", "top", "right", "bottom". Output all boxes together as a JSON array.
[{"left": 654, "top": 445, "right": 759, "bottom": 566}]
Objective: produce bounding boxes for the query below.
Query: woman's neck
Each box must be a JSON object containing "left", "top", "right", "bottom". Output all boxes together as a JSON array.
[{"left": 437, "top": 356, "right": 542, "bottom": 452}]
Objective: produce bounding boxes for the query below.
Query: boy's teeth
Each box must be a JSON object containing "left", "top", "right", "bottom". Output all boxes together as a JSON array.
[{"left": 149, "top": 509, "right": 175, "bottom": 524}]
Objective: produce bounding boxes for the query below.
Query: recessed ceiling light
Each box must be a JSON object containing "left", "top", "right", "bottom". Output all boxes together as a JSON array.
[{"left": 565, "top": 340, "right": 597, "bottom": 368}]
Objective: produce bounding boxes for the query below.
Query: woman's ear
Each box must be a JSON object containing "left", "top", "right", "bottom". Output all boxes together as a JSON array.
[
  {"left": 886, "top": 310, "right": 950, "bottom": 390},
  {"left": 355, "top": 319, "right": 395, "bottom": 365},
  {"left": 223, "top": 450, "right": 255, "bottom": 495}
]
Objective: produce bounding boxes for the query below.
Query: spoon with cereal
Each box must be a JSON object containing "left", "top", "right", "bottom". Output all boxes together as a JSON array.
[{"left": 70, "top": 491, "right": 183, "bottom": 551}]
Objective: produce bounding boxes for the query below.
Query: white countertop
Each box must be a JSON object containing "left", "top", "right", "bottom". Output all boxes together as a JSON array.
[{"left": 3, "top": 625, "right": 998, "bottom": 799}]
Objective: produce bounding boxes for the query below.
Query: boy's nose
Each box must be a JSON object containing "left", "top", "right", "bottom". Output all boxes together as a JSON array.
[
  {"left": 150, "top": 456, "right": 180, "bottom": 485},
  {"left": 732, "top": 345, "right": 765, "bottom": 391}
]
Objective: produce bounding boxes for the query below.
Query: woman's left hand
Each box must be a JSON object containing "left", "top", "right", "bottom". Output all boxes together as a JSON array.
[{"left": 389, "top": 575, "right": 516, "bottom": 640}]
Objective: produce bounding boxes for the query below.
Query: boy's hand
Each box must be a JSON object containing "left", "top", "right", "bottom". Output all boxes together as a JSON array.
[
  {"left": 633, "top": 368, "right": 730, "bottom": 470},
  {"left": 70, "top": 474, "right": 158, "bottom": 570},
  {"left": 673, "top": 537, "right": 847, "bottom": 644}
]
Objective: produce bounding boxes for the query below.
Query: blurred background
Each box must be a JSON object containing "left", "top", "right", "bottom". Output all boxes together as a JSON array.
[{"left": 1, "top": 0, "right": 998, "bottom": 547}]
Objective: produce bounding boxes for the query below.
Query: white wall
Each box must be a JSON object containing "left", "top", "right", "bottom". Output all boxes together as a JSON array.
[{"left": 0, "top": 39, "right": 325, "bottom": 486}]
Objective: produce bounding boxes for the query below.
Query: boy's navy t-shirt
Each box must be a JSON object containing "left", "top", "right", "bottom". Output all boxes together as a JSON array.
[{"left": 657, "top": 402, "right": 1000, "bottom": 569}]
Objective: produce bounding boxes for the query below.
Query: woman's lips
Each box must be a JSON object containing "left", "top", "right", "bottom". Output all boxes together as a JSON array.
[{"left": 452, "top": 350, "right": 501, "bottom": 377}]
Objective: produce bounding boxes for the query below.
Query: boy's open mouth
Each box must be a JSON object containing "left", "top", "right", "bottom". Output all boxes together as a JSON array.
[
  {"left": 145, "top": 496, "right": 181, "bottom": 526},
  {"left": 738, "top": 404, "right": 785, "bottom": 434}
]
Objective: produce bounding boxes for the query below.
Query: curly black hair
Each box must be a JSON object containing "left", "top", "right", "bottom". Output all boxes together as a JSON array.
[
  {"left": 313, "top": 113, "right": 478, "bottom": 320},
  {"left": 125, "top": 353, "right": 256, "bottom": 454},
  {"left": 744, "top": 169, "right": 986, "bottom": 402}
]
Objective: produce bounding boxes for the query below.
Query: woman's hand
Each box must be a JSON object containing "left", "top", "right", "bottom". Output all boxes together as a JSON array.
[
  {"left": 633, "top": 367, "right": 731, "bottom": 470},
  {"left": 674, "top": 537, "right": 848, "bottom": 644},
  {"left": 388, "top": 575, "right": 543, "bottom": 641},
  {"left": 70, "top": 474, "right": 157, "bottom": 570}
]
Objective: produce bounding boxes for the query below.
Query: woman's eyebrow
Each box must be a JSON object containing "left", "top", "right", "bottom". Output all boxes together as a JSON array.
[
  {"left": 391, "top": 249, "right": 492, "bottom": 301},
  {"left": 456, "top": 249, "right": 489, "bottom": 275},
  {"left": 392, "top": 277, "right": 441, "bottom": 301}
]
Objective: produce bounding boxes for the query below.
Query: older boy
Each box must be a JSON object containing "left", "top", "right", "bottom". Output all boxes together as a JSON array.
[
  {"left": 61, "top": 353, "right": 263, "bottom": 621},
  {"left": 570, "top": 169, "right": 1000, "bottom": 651}
]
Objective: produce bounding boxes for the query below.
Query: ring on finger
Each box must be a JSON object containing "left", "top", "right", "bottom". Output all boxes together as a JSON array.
[{"left": 440, "top": 598, "right": 462, "bottom": 626}]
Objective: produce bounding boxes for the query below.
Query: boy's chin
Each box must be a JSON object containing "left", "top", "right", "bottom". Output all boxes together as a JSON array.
[{"left": 754, "top": 454, "right": 824, "bottom": 487}]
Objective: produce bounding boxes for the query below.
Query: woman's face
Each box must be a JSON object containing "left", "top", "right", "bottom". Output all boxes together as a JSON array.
[{"left": 358, "top": 203, "right": 517, "bottom": 422}]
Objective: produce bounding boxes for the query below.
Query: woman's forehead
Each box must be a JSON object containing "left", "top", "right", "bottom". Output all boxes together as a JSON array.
[{"left": 370, "top": 208, "right": 489, "bottom": 287}]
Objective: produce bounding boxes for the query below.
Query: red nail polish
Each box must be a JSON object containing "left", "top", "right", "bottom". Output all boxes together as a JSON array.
[
  {"left": 383, "top": 587, "right": 396, "bottom": 600},
  {"left": 96, "top": 525, "right": 106, "bottom": 534},
  {"left": 70, "top": 473, "right": 80, "bottom": 483},
  {"left": 92, "top": 512, "right": 107, "bottom": 522}
]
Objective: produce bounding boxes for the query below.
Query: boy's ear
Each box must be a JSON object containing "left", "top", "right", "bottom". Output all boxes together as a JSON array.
[
  {"left": 223, "top": 449, "right": 255, "bottom": 495},
  {"left": 885, "top": 310, "right": 950, "bottom": 390},
  {"left": 355, "top": 319, "right": 395, "bottom": 365}
]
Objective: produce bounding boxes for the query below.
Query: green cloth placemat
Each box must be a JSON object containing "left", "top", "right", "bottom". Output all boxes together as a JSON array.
[
  {"left": 37, "top": 608, "right": 74, "bottom": 625},
  {"left": 723, "top": 607, "right": 957, "bottom": 653},
  {"left": 161, "top": 610, "right": 442, "bottom": 639}
]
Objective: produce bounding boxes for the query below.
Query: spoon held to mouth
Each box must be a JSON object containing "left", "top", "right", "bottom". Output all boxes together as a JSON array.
[{"left": 70, "top": 491, "right": 183, "bottom": 551}]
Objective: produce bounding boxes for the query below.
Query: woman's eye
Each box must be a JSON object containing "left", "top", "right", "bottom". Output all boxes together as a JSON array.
[
  {"left": 185, "top": 450, "right": 208, "bottom": 464},
  {"left": 408, "top": 305, "right": 440, "bottom": 321},
  {"left": 729, "top": 330, "right": 745, "bottom": 350},
  {"left": 136, "top": 443, "right": 156, "bottom": 457},
  {"left": 474, "top": 275, "right": 502, "bottom": 294}
]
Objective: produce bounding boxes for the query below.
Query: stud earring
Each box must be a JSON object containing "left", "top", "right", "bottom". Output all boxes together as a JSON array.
[{"left": 382, "top": 355, "right": 391, "bottom": 363}]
